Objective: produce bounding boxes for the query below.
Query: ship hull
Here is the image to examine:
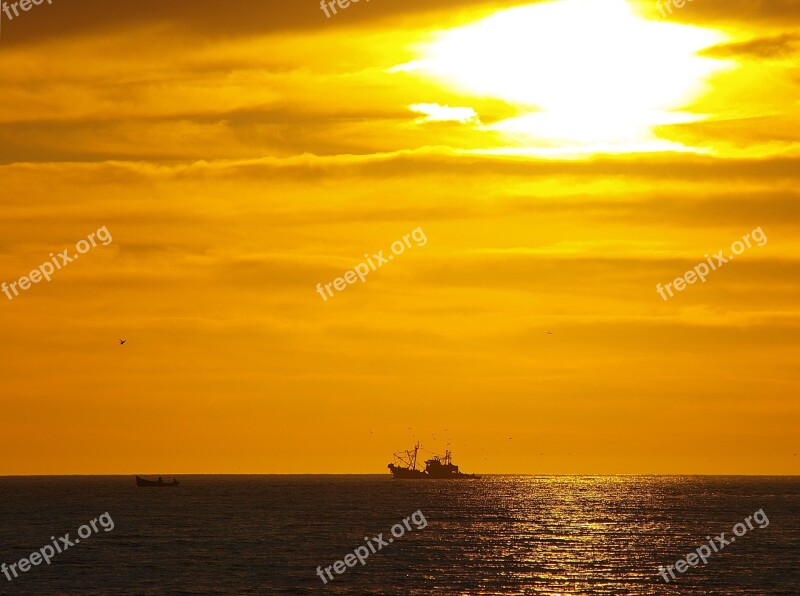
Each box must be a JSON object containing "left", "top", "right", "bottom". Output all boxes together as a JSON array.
[
  {"left": 387, "top": 464, "right": 427, "bottom": 479},
  {"left": 135, "top": 476, "right": 179, "bottom": 487},
  {"left": 388, "top": 464, "right": 479, "bottom": 479}
]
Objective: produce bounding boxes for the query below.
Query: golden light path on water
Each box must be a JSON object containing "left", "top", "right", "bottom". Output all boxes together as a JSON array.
[
  {"left": 393, "top": 0, "right": 732, "bottom": 156},
  {"left": 422, "top": 475, "right": 723, "bottom": 594}
]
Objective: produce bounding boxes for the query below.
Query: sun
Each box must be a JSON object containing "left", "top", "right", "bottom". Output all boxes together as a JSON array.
[{"left": 395, "top": 0, "right": 730, "bottom": 154}]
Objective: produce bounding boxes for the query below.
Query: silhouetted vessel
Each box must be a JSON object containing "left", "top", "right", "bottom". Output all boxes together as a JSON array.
[
  {"left": 136, "top": 475, "right": 179, "bottom": 487},
  {"left": 388, "top": 443, "right": 479, "bottom": 479}
]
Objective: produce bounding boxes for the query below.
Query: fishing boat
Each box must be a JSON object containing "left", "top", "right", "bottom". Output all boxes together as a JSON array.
[
  {"left": 135, "top": 475, "right": 179, "bottom": 487},
  {"left": 388, "top": 442, "right": 479, "bottom": 479}
]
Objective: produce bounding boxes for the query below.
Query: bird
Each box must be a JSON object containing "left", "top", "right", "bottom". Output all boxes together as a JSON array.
[
  {"left": 546, "top": 331, "right": 553, "bottom": 335},
  {"left": 118, "top": 339, "right": 126, "bottom": 345}
]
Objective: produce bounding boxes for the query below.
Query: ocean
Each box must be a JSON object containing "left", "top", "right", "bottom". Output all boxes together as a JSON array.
[{"left": 0, "top": 476, "right": 797, "bottom": 594}]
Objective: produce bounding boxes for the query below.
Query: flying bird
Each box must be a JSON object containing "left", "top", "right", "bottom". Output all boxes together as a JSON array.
[{"left": 118, "top": 339, "right": 126, "bottom": 345}]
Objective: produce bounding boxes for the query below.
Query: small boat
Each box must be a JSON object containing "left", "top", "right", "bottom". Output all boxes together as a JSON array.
[{"left": 135, "top": 475, "right": 179, "bottom": 487}]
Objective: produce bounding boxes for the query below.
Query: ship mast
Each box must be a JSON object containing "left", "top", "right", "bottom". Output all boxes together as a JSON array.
[
  {"left": 410, "top": 441, "right": 420, "bottom": 470},
  {"left": 393, "top": 441, "right": 423, "bottom": 471}
]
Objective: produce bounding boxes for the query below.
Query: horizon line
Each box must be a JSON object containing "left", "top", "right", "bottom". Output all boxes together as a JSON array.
[{"left": 2, "top": 473, "right": 799, "bottom": 478}]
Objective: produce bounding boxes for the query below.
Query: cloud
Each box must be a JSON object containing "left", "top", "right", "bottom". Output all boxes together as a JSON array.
[
  {"left": 638, "top": 0, "right": 800, "bottom": 24},
  {"left": 701, "top": 33, "right": 800, "bottom": 58},
  {"left": 409, "top": 103, "right": 479, "bottom": 124},
  {"left": 0, "top": 0, "right": 542, "bottom": 49}
]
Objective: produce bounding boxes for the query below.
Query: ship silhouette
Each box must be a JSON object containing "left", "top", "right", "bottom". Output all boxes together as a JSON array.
[
  {"left": 135, "top": 475, "right": 179, "bottom": 487},
  {"left": 387, "top": 442, "right": 479, "bottom": 479}
]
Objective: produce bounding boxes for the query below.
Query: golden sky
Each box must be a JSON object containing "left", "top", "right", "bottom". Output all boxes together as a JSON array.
[{"left": 1, "top": 0, "right": 798, "bottom": 474}]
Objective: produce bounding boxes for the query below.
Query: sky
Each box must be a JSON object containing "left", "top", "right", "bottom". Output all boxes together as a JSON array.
[{"left": 0, "top": 0, "right": 798, "bottom": 474}]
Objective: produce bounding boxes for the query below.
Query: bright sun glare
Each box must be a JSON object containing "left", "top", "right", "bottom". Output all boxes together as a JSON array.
[{"left": 396, "top": 0, "right": 730, "bottom": 155}]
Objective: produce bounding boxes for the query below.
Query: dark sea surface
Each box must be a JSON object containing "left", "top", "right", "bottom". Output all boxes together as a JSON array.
[{"left": 0, "top": 476, "right": 797, "bottom": 595}]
